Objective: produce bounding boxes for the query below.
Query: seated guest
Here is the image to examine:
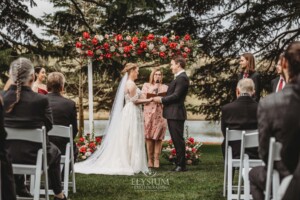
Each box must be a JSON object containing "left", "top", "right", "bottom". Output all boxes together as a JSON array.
[
  {"left": 249, "top": 41, "right": 300, "bottom": 200},
  {"left": 47, "top": 72, "right": 78, "bottom": 158},
  {"left": 271, "top": 54, "right": 286, "bottom": 93},
  {"left": 221, "top": 78, "right": 259, "bottom": 159},
  {"left": 0, "top": 97, "right": 16, "bottom": 200},
  {"left": 32, "top": 67, "right": 48, "bottom": 95},
  {"left": 3, "top": 58, "right": 66, "bottom": 200}
]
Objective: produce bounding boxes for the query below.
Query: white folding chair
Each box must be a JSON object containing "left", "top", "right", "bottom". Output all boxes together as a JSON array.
[
  {"left": 237, "top": 131, "right": 264, "bottom": 200},
  {"left": 223, "top": 129, "right": 258, "bottom": 199},
  {"left": 5, "top": 126, "right": 49, "bottom": 200},
  {"left": 43, "top": 125, "right": 76, "bottom": 197},
  {"left": 265, "top": 137, "right": 282, "bottom": 200}
]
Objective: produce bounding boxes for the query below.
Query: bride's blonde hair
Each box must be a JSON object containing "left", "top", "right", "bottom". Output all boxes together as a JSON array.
[{"left": 121, "top": 63, "right": 138, "bottom": 74}]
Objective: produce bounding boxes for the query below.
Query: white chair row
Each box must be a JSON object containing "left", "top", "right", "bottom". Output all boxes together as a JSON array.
[{"left": 5, "top": 125, "right": 76, "bottom": 199}]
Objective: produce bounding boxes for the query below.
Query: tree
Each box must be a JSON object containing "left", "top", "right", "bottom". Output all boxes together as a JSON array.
[{"left": 170, "top": 0, "right": 300, "bottom": 120}]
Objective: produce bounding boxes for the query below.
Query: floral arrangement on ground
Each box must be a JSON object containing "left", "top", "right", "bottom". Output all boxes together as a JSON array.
[
  {"left": 76, "top": 133, "right": 102, "bottom": 161},
  {"left": 161, "top": 137, "right": 202, "bottom": 165}
]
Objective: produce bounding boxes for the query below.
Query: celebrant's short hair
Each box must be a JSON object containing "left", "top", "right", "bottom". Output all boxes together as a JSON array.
[
  {"left": 47, "top": 72, "right": 65, "bottom": 93},
  {"left": 172, "top": 55, "right": 186, "bottom": 69},
  {"left": 121, "top": 63, "right": 138, "bottom": 74}
]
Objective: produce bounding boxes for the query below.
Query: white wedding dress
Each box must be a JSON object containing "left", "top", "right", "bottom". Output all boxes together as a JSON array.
[{"left": 74, "top": 73, "right": 148, "bottom": 175}]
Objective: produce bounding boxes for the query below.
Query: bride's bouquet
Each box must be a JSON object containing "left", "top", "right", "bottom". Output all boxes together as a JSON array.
[
  {"left": 162, "top": 136, "right": 202, "bottom": 165},
  {"left": 76, "top": 133, "right": 102, "bottom": 161}
]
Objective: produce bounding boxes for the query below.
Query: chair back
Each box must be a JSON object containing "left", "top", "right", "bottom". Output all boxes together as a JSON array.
[
  {"left": 5, "top": 127, "right": 44, "bottom": 143},
  {"left": 265, "top": 137, "right": 282, "bottom": 200},
  {"left": 48, "top": 125, "right": 72, "bottom": 138}
]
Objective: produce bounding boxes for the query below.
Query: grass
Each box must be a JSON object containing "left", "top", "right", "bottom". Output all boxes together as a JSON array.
[{"left": 68, "top": 145, "right": 225, "bottom": 200}]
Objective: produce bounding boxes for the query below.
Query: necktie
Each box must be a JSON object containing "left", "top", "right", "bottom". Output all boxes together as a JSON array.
[{"left": 277, "top": 79, "right": 284, "bottom": 92}]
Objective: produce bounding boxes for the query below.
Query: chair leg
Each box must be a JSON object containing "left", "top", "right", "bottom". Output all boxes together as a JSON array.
[
  {"left": 64, "top": 156, "right": 70, "bottom": 197},
  {"left": 33, "top": 170, "right": 41, "bottom": 200}
]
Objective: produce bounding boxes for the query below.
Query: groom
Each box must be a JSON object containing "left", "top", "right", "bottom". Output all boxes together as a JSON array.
[{"left": 153, "top": 55, "right": 189, "bottom": 172}]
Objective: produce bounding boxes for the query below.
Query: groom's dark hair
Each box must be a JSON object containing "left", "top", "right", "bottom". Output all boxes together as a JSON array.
[{"left": 173, "top": 55, "right": 186, "bottom": 69}]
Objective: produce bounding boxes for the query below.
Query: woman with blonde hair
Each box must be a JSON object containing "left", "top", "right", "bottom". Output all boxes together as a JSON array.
[
  {"left": 142, "top": 67, "right": 168, "bottom": 168},
  {"left": 75, "top": 63, "right": 152, "bottom": 175},
  {"left": 238, "top": 53, "right": 261, "bottom": 102}
]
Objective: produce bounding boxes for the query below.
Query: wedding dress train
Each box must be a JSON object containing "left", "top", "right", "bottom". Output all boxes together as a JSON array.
[{"left": 74, "top": 73, "right": 148, "bottom": 175}]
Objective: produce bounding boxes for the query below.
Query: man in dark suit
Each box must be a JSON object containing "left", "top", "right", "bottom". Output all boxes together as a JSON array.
[
  {"left": 271, "top": 54, "right": 286, "bottom": 93},
  {"left": 4, "top": 58, "right": 66, "bottom": 200},
  {"left": 221, "top": 78, "right": 259, "bottom": 159},
  {"left": 153, "top": 55, "right": 189, "bottom": 172},
  {"left": 46, "top": 72, "right": 78, "bottom": 157},
  {"left": 0, "top": 97, "right": 16, "bottom": 200},
  {"left": 249, "top": 41, "right": 300, "bottom": 200}
]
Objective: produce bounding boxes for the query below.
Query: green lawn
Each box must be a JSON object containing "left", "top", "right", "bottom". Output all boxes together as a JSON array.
[{"left": 69, "top": 145, "right": 225, "bottom": 200}]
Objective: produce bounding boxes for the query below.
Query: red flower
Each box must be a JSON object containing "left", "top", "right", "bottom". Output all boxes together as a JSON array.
[
  {"left": 159, "top": 52, "right": 166, "bottom": 58},
  {"left": 168, "top": 139, "right": 173, "bottom": 145},
  {"left": 103, "top": 43, "right": 109, "bottom": 50},
  {"left": 89, "top": 142, "right": 96, "bottom": 148},
  {"left": 147, "top": 34, "right": 155, "bottom": 40},
  {"left": 188, "top": 137, "right": 194, "bottom": 143},
  {"left": 171, "top": 148, "right": 176, "bottom": 155},
  {"left": 175, "top": 35, "right": 180, "bottom": 40},
  {"left": 116, "top": 34, "right": 123, "bottom": 41},
  {"left": 137, "top": 48, "right": 144, "bottom": 55},
  {"left": 161, "top": 36, "right": 168, "bottom": 44},
  {"left": 96, "top": 137, "right": 102, "bottom": 144},
  {"left": 105, "top": 53, "right": 112, "bottom": 59},
  {"left": 79, "top": 137, "right": 85, "bottom": 143},
  {"left": 92, "top": 38, "right": 98, "bottom": 45},
  {"left": 86, "top": 50, "right": 94, "bottom": 57},
  {"left": 75, "top": 42, "right": 82, "bottom": 48},
  {"left": 83, "top": 32, "right": 90, "bottom": 39},
  {"left": 169, "top": 42, "right": 178, "bottom": 49},
  {"left": 140, "top": 41, "right": 147, "bottom": 49},
  {"left": 79, "top": 146, "right": 87, "bottom": 153},
  {"left": 124, "top": 45, "right": 133, "bottom": 53},
  {"left": 182, "top": 52, "right": 187, "bottom": 58},
  {"left": 132, "top": 36, "right": 139, "bottom": 44},
  {"left": 186, "top": 153, "right": 191, "bottom": 159},
  {"left": 184, "top": 34, "right": 191, "bottom": 41}
]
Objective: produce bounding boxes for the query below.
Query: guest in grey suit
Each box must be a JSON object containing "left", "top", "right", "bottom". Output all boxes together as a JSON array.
[
  {"left": 249, "top": 42, "right": 300, "bottom": 200},
  {"left": 153, "top": 55, "right": 189, "bottom": 172}
]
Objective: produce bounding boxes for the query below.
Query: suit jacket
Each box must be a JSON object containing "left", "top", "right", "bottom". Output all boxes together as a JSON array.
[
  {"left": 258, "top": 83, "right": 300, "bottom": 177},
  {"left": 221, "top": 95, "right": 259, "bottom": 159},
  {"left": 162, "top": 72, "right": 189, "bottom": 120},
  {"left": 238, "top": 71, "right": 261, "bottom": 102},
  {"left": 3, "top": 85, "right": 59, "bottom": 164},
  {"left": 271, "top": 76, "right": 280, "bottom": 93},
  {"left": 0, "top": 98, "right": 7, "bottom": 159},
  {"left": 47, "top": 92, "right": 78, "bottom": 155}
]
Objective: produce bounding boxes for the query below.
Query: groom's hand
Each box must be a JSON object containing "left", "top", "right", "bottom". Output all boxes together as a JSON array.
[{"left": 153, "top": 97, "right": 162, "bottom": 103}]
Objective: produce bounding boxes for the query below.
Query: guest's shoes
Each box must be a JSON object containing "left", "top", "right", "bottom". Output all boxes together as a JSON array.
[
  {"left": 54, "top": 194, "right": 67, "bottom": 200},
  {"left": 171, "top": 166, "right": 187, "bottom": 172},
  {"left": 16, "top": 187, "right": 33, "bottom": 197}
]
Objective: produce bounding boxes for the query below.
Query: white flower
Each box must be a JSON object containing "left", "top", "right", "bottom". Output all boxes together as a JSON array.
[
  {"left": 176, "top": 45, "right": 181, "bottom": 50},
  {"left": 85, "top": 152, "right": 91, "bottom": 157},
  {"left": 148, "top": 43, "right": 154, "bottom": 50},
  {"left": 110, "top": 46, "right": 116, "bottom": 52},
  {"left": 81, "top": 156, "right": 86, "bottom": 159},
  {"left": 159, "top": 45, "right": 166, "bottom": 52},
  {"left": 95, "top": 49, "right": 102, "bottom": 55},
  {"left": 76, "top": 48, "right": 83, "bottom": 54},
  {"left": 126, "top": 35, "right": 131, "bottom": 41},
  {"left": 170, "top": 35, "right": 176, "bottom": 40},
  {"left": 118, "top": 47, "right": 124, "bottom": 53},
  {"left": 146, "top": 53, "right": 150, "bottom": 57},
  {"left": 180, "top": 41, "right": 185, "bottom": 46},
  {"left": 171, "top": 30, "right": 174, "bottom": 34},
  {"left": 95, "top": 35, "right": 104, "bottom": 41}
]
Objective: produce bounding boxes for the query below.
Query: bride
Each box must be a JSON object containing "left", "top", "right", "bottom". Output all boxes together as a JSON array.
[{"left": 75, "top": 63, "right": 152, "bottom": 175}]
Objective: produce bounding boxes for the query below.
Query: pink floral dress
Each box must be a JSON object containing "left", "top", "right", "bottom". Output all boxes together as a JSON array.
[{"left": 142, "top": 83, "right": 168, "bottom": 140}]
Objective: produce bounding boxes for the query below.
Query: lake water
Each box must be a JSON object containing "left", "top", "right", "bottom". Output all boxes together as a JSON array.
[{"left": 84, "top": 120, "right": 223, "bottom": 144}]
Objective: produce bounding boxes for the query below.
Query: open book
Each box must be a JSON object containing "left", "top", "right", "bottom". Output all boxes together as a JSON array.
[{"left": 146, "top": 92, "right": 167, "bottom": 98}]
